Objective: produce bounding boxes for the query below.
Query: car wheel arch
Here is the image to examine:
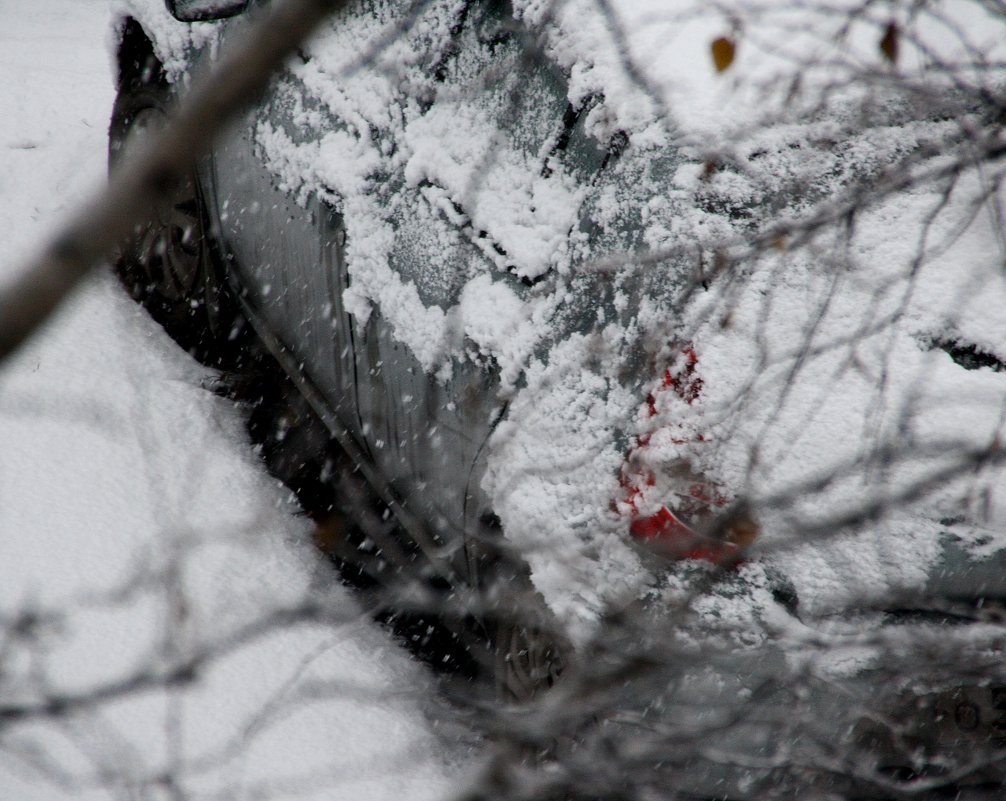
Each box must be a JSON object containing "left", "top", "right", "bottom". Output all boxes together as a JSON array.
[{"left": 114, "top": 17, "right": 165, "bottom": 92}]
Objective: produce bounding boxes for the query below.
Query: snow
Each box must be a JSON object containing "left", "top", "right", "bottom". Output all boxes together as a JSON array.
[
  {"left": 502, "top": 0, "right": 1006, "bottom": 629},
  {"left": 483, "top": 330, "right": 647, "bottom": 637},
  {"left": 0, "top": 3, "right": 462, "bottom": 799},
  {"left": 680, "top": 161, "right": 1006, "bottom": 612},
  {"left": 114, "top": 0, "right": 221, "bottom": 80}
]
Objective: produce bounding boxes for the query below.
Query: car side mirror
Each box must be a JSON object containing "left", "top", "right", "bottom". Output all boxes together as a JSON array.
[{"left": 165, "top": 0, "right": 248, "bottom": 22}]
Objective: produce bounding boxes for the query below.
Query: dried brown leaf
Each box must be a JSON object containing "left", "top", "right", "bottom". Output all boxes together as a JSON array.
[
  {"left": 880, "top": 21, "right": 899, "bottom": 64},
  {"left": 711, "top": 36, "right": 735, "bottom": 73}
]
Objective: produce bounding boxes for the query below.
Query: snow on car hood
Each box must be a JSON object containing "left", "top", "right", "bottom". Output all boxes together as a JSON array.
[{"left": 118, "top": 0, "right": 1006, "bottom": 642}]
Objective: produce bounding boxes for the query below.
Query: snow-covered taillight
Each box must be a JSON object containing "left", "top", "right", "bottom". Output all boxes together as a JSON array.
[{"left": 618, "top": 345, "right": 756, "bottom": 565}]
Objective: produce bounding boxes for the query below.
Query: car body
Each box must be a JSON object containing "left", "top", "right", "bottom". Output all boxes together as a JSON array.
[
  {"left": 110, "top": 0, "right": 1006, "bottom": 795},
  {"left": 112, "top": 0, "right": 687, "bottom": 608}
]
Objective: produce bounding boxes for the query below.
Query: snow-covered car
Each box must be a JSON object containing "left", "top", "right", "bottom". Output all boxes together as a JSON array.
[
  {"left": 110, "top": 0, "right": 1006, "bottom": 795},
  {"left": 111, "top": 0, "right": 699, "bottom": 626}
]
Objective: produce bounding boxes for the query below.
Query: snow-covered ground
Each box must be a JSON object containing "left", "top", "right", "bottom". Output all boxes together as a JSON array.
[{"left": 0, "top": 4, "right": 462, "bottom": 800}]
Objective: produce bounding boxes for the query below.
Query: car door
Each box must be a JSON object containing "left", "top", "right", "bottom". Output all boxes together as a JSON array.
[
  {"left": 200, "top": 0, "right": 590, "bottom": 584},
  {"left": 197, "top": 2, "right": 362, "bottom": 439},
  {"left": 210, "top": 110, "right": 359, "bottom": 426},
  {"left": 345, "top": 0, "right": 588, "bottom": 576},
  {"left": 196, "top": 3, "right": 479, "bottom": 576}
]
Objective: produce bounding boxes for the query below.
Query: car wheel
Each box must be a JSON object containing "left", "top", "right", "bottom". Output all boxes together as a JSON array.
[
  {"left": 495, "top": 619, "right": 565, "bottom": 703},
  {"left": 108, "top": 64, "right": 237, "bottom": 364}
]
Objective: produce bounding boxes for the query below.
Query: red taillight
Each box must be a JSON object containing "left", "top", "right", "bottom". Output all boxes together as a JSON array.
[{"left": 620, "top": 344, "right": 752, "bottom": 566}]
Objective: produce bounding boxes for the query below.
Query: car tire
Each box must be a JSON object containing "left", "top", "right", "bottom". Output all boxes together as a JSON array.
[
  {"left": 108, "top": 60, "right": 238, "bottom": 365},
  {"left": 495, "top": 619, "right": 565, "bottom": 703}
]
